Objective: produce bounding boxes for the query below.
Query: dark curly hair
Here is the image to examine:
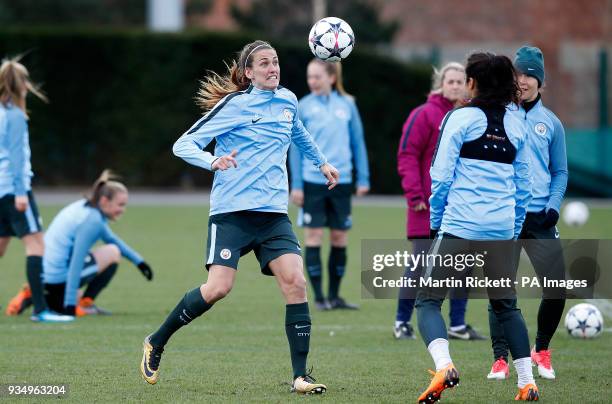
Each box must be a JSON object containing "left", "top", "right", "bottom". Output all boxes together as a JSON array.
[{"left": 466, "top": 52, "right": 520, "bottom": 108}]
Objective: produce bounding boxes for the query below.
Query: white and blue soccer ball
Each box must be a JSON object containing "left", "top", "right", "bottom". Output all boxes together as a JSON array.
[
  {"left": 308, "top": 17, "right": 355, "bottom": 62},
  {"left": 564, "top": 303, "right": 604, "bottom": 339},
  {"left": 562, "top": 201, "right": 589, "bottom": 227}
]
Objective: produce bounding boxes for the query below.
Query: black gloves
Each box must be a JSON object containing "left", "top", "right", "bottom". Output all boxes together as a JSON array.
[
  {"left": 430, "top": 228, "right": 439, "bottom": 240},
  {"left": 541, "top": 208, "right": 559, "bottom": 229},
  {"left": 137, "top": 261, "right": 154, "bottom": 281}
]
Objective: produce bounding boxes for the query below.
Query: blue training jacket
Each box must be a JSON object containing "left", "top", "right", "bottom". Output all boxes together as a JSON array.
[
  {"left": 430, "top": 106, "right": 532, "bottom": 240},
  {"left": 0, "top": 103, "right": 32, "bottom": 198},
  {"left": 173, "top": 84, "right": 327, "bottom": 216},
  {"left": 289, "top": 90, "right": 369, "bottom": 188},
  {"left": 515, "top": 95, "right": 567, "bottom": 213},
  {"left": 43, "top": 199, "right": 143, "bottom": 307}
]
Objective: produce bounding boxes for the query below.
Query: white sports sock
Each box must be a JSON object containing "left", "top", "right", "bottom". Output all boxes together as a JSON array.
[
  {"left": 427, "top": 338, "right": 452, "bottom": 371},
  {"left": 513, "top": 357, "right": 535, "bottom": 388},
  {"left": 395, "top": 320, "right": 406, "bottom": 328},
  {"left": 449, "top": 324, "right": 466, "bottom": 332}
]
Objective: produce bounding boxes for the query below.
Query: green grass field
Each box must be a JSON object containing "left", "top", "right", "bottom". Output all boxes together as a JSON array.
[{"left": 1, "top": 203, "right": 611, "bottom": 403}]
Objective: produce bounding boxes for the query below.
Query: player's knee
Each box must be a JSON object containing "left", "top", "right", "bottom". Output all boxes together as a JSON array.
[
  {"left": 330, "top": 231, "right": 347, "bottom": 246},
  {"left": 293, "top": 273, "right": 307, "bottom": 291},
  {"left": 23, "top": 233, "right": 44, "bottom": 256},
  {"left": 208, "top": 282, "right": 233, "bottom": 301},
  {"left": 285, "top": 271, "right": 307, "bottom": 297},
  {"left": 305, "top": 229, "right": 323, "bottom": 245},
  {"left": 543, "top": 288, "right": 566, "bottom": 300},
  {"left": 415, "top": 297, "right": 443, "bottom": 310},
  {"left": 218, "top": 283, "right": 233, "bottom": 297},
  {"left": 489, "top": 299, "right": 518, "bottom": 317},
  {"left": 107, "top": 244, "right": 121, "bottom": 264}
]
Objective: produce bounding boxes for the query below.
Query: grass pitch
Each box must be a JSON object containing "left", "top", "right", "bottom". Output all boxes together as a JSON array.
[{"left": 1, "top": 203, "right": 611, "bottom": 403}]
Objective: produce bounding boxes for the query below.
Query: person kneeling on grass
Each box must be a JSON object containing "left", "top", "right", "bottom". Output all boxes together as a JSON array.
[{"left": 7, "top": 170, "right": 153, "bottom": 319}]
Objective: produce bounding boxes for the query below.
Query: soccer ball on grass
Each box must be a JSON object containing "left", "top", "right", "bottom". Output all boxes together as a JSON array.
[
  {"left": 564, "top": 303, "right": 604, "bottom": 339},
  {"left": 562, "top": 201, "right": 589, "bottom": 227}
]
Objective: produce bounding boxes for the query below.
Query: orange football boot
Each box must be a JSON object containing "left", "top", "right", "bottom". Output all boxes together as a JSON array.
[
  {"left": 5, "top": 284, "right": 32, "bottom": 315},
  {"left": 515, "top": 383, "right": 539, "bottom": 401},
  {"left": 417, "top": 363, "right": 460, "bottom": 404}
]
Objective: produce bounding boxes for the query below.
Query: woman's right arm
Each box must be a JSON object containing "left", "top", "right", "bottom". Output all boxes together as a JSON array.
[
  {"left": 429, "top": 110, "right": 465, "bottom": 231},
  {"left": 173, "top": 97, "right": 240, "bottom": 171}
]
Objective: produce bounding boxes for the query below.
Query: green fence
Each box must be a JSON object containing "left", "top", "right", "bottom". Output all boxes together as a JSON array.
[{"left": 566, "top": 129, "right": 612, "bottom": 196}]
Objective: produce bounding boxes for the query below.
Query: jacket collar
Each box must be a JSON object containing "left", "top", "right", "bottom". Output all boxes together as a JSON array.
[
  {"left": 522, "top": 92, "right": 542, "bottom": 113},
  {"left": 427, "top": 93, "right": 455, "bottom": 110},
  {"left": 249, "top": 84, "right": 278, "bottom": 95},
  {"left": 313, "top": 89, "right": 337, "bottom": 103}
]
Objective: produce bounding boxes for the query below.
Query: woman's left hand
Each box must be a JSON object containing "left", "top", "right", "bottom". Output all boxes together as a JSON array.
[
  {"left": 137, "top": 261, "right": 154, "bottom": 281},
  {"left": 14, "top": 195, "right": 28, "bottom": 212},
  {"left": 412, "top": 201, "right": 427, "bottom": 212},
  {"left": 320, "top": 163, "right": 340, "bottom": 190}
]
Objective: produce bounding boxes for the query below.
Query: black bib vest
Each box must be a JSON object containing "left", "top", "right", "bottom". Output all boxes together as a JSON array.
[{"left": 459, "top": 106, "right": 516, "bottom": 164}]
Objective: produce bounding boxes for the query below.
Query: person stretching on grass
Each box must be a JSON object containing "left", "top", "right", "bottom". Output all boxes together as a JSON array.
[{"left": 8, "top": 170, "right": 153, "bottom": 318}]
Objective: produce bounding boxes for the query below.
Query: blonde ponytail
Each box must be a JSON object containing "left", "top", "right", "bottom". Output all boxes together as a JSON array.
[
  {"left": 0, "top": 55, "right": 48, "bottom": 113},
  {"left": 87, "top": 169, "right": 127, "bottom": 205}
]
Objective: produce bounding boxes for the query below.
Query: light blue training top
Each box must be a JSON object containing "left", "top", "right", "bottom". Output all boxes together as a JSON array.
[
  {"left": 430, "top": 106, "right": 532, "bottom": 240},
  {"left": 514, "top": 95, "right": 567, "bottom": 213},
  {"left": 173, "top": 84, "right": 327, "bottom": 216},
  {"left": 0, "top": 103, "right": 32, "bottom": 198},
  {"left": 289, "top": 90, "right": 369, "bottom": 188},
  {"left": 43, "top": 199, "right": 143, "bottom": 307}
]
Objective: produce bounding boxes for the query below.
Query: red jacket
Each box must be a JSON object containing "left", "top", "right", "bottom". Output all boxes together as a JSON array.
[{"left": 397, "top": 93, "right": 455, "bottom": 237}]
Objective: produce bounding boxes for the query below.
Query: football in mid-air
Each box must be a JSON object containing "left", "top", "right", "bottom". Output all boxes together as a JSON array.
[
  {"left": 562, "top": 201, "right": 589, "bottom": 227},
  {"left": 308, "top": 17, "right": 355, "bottom": 62},
  {"left": 564, "top": 303, "right": 604, "bottom": 339}
]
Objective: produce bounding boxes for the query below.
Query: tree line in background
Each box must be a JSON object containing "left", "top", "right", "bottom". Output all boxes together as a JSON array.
[
  {"left": 0, "top": 0, "right": 146, "bottom": 26},
  {"left": 0, "top": 28, "right": 429, "bottom": 193},
  {"left": 232, "top": 0, "right": 399, "bottom": 45},
  {"left": 0, "top": 0, "right": 398, "bottom": 46}
]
